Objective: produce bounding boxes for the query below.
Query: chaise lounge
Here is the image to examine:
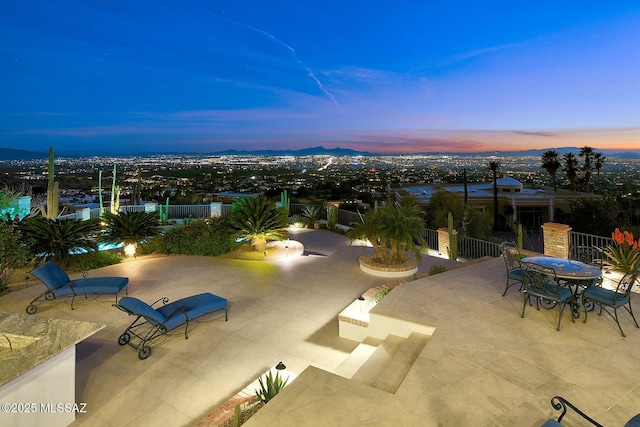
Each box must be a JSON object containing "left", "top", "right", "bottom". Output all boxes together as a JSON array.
[
  {"left": 27, "top": 261, "right": 129, "bottom": 314},
  {"left": 115, "top": 292, "right": 228, "bottom": 359}
]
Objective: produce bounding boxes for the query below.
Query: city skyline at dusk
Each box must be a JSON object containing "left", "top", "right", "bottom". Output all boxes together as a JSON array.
[{"left": 1, "top": 1, "right": 639, "bottom": 154}]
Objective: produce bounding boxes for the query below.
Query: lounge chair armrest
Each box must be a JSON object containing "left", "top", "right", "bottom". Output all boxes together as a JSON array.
[
  {"left": 550, "top": 396, "right": 603, "bottom": 426},
  {"left": 164, "top": 305, "right": 190, "bottom": 322},
  {"left": 151, "top": 297, "right": 170, "bottom": 307}
]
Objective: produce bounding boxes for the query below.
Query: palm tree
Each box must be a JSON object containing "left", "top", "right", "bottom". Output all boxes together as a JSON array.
[
  {"left": 228, "top": 196, "right": 289, "bottom": 252},
  {"left": 101, "top": 211, "right": 160, "bottom": 255},
  {"left": 347, "top": 197, "right": 426, "bottom": 265},
  {"left": 541, "top": 150, "right": 561, "bottom": 191},
  {"left": 562, "top": 153, "right": 579, "bottom": 191},
  {"left": 487, "top": 161, "right": 501, "bottom": 230},
  {"left": 18, "top": 217, "right": 101, "bottom": 265},
  {"left": 594, "top": 152, "right": 606, "bottom": 194},
  {"left": 579, "top": 146, "right": 594, "bottom": 192}
]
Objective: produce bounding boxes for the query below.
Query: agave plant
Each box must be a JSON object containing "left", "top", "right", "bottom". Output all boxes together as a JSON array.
[
  {"left": 18, "top": 217, "right": 101, "bottom": 265},
  {"left": 255, "top": 369, "right": 289, "bottom": 404},
  {"left": 301, "top": 205, "right": 322, "bottom": 228},
  {"left": 228, "top": 196, "right": 289, "bottom": 252}
]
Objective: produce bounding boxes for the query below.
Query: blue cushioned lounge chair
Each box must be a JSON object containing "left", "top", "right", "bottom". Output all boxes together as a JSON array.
[
  {"left": 542, "top": 395, "right": 640, "bottom": 426},
  {"left": 115, "top": 293, "right": 228, "bottom": 359},
  {"left": 27, "top": 261, "right": 129, "bottom": 314}
]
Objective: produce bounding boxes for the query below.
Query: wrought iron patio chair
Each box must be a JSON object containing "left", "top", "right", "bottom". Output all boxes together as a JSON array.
[
  {"left": 521, "top": 262, "right": 574, "bottom": 331},
  {"left": 500, "top": 241, "right": 524, "bottom": 296},
  {"left": 582, "top": 269, "right": 640, "bottom": 337}
]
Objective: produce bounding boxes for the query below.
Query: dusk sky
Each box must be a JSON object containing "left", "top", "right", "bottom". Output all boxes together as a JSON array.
[{"left": 1, "top": 1, "right": 639, "bottom": 154}]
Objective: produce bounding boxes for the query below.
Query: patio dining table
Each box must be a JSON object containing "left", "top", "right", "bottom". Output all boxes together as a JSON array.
[
  {"left": 521, "top": 256, "right": 603, "bottom": 317},
  {"left": 521, "top": 256, "right": 603, "bottom": 281}
]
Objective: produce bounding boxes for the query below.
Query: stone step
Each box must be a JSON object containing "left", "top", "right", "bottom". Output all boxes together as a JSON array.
[
  {"left": 371, "top": 332, "right": 429, "bottom": 393},
  {"left": 350, "top": 332, "right": 429, "bottom": 394},
  {"left": 333, "top": 337, "right": 382, "bottom": 379},
  {"left": 350, "top": 334, "right": 406, "bottom": 386}
]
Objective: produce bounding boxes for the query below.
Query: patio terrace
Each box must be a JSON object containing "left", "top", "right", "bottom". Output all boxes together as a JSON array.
[{"left": 0, "top": 229, "right": 638, "bottom": 426}]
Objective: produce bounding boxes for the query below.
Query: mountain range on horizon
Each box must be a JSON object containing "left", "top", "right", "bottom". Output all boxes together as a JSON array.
[{"left": 0, "top": 146, "right": 639, "bottom": 160}]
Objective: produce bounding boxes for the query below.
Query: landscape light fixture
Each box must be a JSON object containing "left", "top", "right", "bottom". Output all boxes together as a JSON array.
[{"left": 275, "top": 361, "right": 286, "bottom": 370}]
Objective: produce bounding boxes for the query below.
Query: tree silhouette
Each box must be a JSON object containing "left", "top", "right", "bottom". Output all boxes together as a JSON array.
[
  {"left": 487, "top": 161, "right": 501, "bottom": 230},
  {"left": 594, "top": 152, "right": 606, "bottom": 194},
  {"left": 562, "top": 153, "right": 579, "bottom": 191},
  {"left": 541, "top": 150, "right": 561, "bottom": 191},
  {"left": 579, "top": 146, "right": 594, "bottom": 192}
]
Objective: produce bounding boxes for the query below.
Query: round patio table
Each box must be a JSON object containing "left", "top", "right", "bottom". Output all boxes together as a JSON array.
[
  {"left": 520, "top": 256, "right": 602, "bottom": 280},
  {"left": 521, "top": 256, "right": 602, "bottom": 317}
]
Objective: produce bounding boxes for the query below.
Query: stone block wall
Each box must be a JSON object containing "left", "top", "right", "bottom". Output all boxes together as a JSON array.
[{"left": 541, "top": 222, "right": 571, "bottom": 258}]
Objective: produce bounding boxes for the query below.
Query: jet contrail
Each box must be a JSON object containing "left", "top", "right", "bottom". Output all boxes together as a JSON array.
[{"left": 227, "top": 19, "right": 343, "bottom": 115}]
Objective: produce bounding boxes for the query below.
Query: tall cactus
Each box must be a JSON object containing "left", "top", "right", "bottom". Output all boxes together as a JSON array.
[
  {"left": 158, "top": 197, "right": 169, "bottom": 224},
  {"left": 98, "top": 170, "right": 104, "bottom": 216},
  {"left": 326, "top": 205, "right": 337, "bottom": 230},
  {"left": 448, "top": 211, "right": 458, "bottom": 261},
  {"left": 40, "top": 146, "right": 60, "bottom": 219},
  {"left": 134, "top": 168, "right": 142, "bottom": 205},
  {"left": 110, "top": 164, "right": 120, "bottom": 214},
  {"left": 517, "top": 223, "right": 524, "bottom": 250},
  {"left": 280, "top": 189, "right": 290, "bottom": 215}
]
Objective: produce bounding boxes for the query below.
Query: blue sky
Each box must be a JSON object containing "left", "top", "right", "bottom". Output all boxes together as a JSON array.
[{"left": 1, "top": 1, "right": 639, "bottom": 154}]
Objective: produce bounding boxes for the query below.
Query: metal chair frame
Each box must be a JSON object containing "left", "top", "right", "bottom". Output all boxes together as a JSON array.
[
  {"left": 583, "top": 269, "right": 640, "bottom": 337},
  {"left": 521, "top": 262, "right": 575, "bottom": 331},
  {"left": 500, "top": 241, "right": 524, "bottom": 296}
]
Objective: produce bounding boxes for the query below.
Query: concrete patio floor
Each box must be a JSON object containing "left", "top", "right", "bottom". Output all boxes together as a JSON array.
[{"left": 1, "top": 228, "right": 639, "bottom": 426}]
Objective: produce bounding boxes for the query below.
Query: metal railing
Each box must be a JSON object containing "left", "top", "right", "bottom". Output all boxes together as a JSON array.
[
  {"left": 55, "top": 202, "right": 517, "bottom": 262},
  {"left": 569, "top": 231, "right": 613, "bottom": 252},
  {"left": 457, "top": 235, "right": 501, "bottom": 260},
  {"left": 423, "top": 229, "right": 439, "bottom": 253}
]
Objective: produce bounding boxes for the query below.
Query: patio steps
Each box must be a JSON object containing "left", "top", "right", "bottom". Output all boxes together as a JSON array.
[{"left": 349, "top": 332, "right": 429, "bottom": 394}]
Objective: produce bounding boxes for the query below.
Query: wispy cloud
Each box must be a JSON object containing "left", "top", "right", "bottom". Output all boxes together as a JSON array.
[
  {"left": 446, "top": 43, "right": 522, "bottom": 64},
  {"left": 224, "top": 18, "right": 343, "bottom": 116}
]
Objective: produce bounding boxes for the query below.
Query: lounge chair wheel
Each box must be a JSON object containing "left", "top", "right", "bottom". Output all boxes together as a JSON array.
[
  {"left": 45, "top": 292, "right": 56, "bottom": 301},
  {"left": 138, "top": 346, "right": 152, "bottom": 360},
  {"left": 26, "top": 304, "right": 38, "bottom": 315},
  {"left": 118, "top": 333, "right": 130, "bottom": 346}
]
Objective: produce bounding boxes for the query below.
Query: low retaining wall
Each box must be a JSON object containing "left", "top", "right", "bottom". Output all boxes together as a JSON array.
[{"left": 358, "top": 254, "right": 418, "bottom": 278}]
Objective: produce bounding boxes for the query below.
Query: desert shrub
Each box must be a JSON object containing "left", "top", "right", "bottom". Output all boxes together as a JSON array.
[
  {"left": 289, "top": 214, "right": 305, "bottom": 228},
  {"left": 137, "top": 235, "right": 164, "bottom": 255},
  {"left": 428, "top": 265, "right": 448, "bottom": 275},
  {"left": 67, "top": 250, "right": 123, "bottom": 272},
  {"left": 162, "top": 217, "right": 240, "bottom": 256},
  {"left": 221, "top": 401, "right": 264, "bottom": 427},
  {"left": 0, "top": 222, "right": 30, "bottom": 290},
  {"left": 374, "top": 288, "right": 390, "bottom": 303}
]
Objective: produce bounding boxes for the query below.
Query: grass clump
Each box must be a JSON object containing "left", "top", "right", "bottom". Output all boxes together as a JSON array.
[
  {"left": 66, "top": 250, "right": 124, "bottom": 272},
  {"left": 428, "top": 265, "right": 448, "bottom": 275}
]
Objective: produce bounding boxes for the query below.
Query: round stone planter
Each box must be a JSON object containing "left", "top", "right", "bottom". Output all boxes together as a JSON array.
[{"left": 358, "top": 253, "right": 418, "bottom": 278}]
